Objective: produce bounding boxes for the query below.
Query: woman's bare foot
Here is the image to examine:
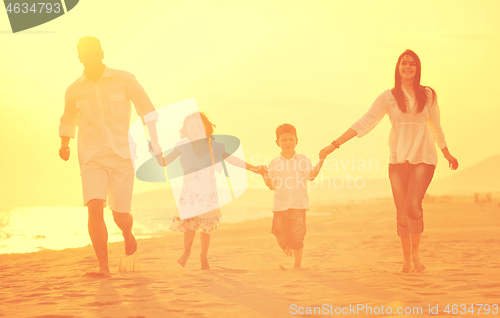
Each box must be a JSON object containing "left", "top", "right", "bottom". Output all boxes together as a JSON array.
[
  {"left": 177, "top": 250, "right": 191, "bottom": 267},
  {"left": 401, "top": 262, "right": 412, "bottom": 273},
  {"left": 123, "top": 232, "right": 137, "bottom": 256},
  {"left": 200, "top": 254, "right": 210, "bottom": 270}
]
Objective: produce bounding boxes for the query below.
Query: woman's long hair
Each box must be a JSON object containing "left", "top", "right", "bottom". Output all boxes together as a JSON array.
[{"left": 391, "top": 49, "right": 436, "bottom": 113}]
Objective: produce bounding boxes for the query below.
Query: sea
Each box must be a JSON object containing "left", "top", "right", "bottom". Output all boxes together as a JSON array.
[
  {"left": 0, "top": 206, "right": 280, "bottom": 254},
  {"left": 0, "top": 206, "right": 333, "bottom": 254}
]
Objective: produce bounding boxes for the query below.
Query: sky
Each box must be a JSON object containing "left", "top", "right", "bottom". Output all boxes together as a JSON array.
[{"left": 0, "top": 0, "right": 499, "bottom": 208}]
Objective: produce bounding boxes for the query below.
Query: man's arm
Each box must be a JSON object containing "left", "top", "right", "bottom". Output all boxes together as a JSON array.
[
  {"left": 59, "top": 88, "right": 78, "bottom": 161},
  {"left": 59, "top": 136, "right": 71, "bottom": 161},
  {"left": 146, "top": 119, "right": 162, "bottom": 155}
]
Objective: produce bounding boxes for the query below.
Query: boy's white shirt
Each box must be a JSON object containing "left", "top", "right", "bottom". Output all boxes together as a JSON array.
[{"left": 268, "top": 152, "right": 312, "bottom": 212}]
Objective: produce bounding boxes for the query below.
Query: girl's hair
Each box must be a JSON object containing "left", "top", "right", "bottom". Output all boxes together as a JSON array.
[
  {"left": 179, "top": 111, "right": 216, "bottom": 139},
  {"left": 391, "top": 49, "right": 436, "bottom": 113}
]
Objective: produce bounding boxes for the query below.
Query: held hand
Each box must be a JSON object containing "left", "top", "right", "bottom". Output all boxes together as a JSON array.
[
  {"left": 258, "top": 165, "right": 268, "bottom": 175},
  {"left": 148, "top": 140, "right": 163, "bottom": 156},
  {"left": 155, "top": 153, "right": 165, "bottom": 167},
  {"left": 319, "top": 144, "right": 336, "bottom": 158},
  {"left": 59, "top": 145, "right": 70, "bottom": 161},
  {"left": 445, "top": 154, "right": 459, "bottom": 170}
]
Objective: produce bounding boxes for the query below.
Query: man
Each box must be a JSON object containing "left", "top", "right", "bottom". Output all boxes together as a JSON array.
[{"left": 59, "top": 36, "right": 161, "bottom": 277}]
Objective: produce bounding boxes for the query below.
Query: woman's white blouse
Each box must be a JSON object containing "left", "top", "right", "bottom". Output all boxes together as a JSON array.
[{"left": 350, "top": 87, "right": 447, "bottom": 166}]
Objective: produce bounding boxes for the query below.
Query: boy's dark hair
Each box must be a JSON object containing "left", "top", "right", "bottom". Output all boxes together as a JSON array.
[{"left": 275, "top": 123, "right": 297, "bottom": 140}]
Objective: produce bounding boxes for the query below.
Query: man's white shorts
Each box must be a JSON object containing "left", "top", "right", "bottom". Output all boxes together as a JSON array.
[{"left": 79, "top": 148, "right": 134, "bottom": 213}]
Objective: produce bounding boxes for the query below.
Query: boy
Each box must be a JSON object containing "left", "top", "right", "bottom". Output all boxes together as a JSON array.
[{"left": 264, "top": 123, "right": 326, "bottom": 268}]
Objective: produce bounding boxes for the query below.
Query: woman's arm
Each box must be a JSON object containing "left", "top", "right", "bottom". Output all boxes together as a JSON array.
[
  {"left": 319, "top": 128, "right": 358, "bottom": 157},
  {"left": 427, "top": 91, "right": 458, "bottom": 170},
  {"left": 440, "top": 147, "right": 459, "bottom": 170},
  {"left": 319, "top": 91, "right": 388, "bottom": 157}
]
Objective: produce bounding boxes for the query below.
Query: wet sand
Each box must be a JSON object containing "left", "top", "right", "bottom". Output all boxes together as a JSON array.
[{"left": 1, "top": 200, "right": 499, "bottom": 317}]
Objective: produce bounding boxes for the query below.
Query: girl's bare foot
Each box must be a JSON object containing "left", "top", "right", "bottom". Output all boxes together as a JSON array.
[
  {"left": 200, "top": 255, "right": 210, "bottom": 270},
  {"left": 284, "top": 246, "right": 293, "bottom": 257},
  {"left": 177, "top": 250, "right": 191, "bottom": 267},
  {"left": 401, "top": 262, "right": 412, "bottom": 273}
]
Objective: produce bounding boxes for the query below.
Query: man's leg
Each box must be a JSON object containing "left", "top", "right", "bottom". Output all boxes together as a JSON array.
[
  {"left": 109, "top": 155, "right": 136, "bottom": 256},
  {"left": 87, "top": 199, "right": 110, "bottom": 276},
  {"left": 112, "top": 211, "right": 137, "bottom": 256}
]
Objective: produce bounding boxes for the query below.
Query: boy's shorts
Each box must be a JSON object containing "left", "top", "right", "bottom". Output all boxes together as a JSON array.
[
  {"left": 79, "top": 148, "right": 134, "bottom": 213},
  {"left": 271, "top": 209, "right": 306, "bottom": 250}
]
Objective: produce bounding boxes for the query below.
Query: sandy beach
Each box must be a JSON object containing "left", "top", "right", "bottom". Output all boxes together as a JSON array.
[{"left": 1, "top": 200, "right": 499, "bottom": 318}]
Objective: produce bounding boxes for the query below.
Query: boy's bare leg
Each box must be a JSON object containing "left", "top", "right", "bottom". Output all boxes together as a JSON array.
[
  {"left": 293, "top": 248, "right": 303, "bottom": 268},
  {"left": 410, "top": 233, "right": 425, "bottom": 272},
  {"left": 400, "top": 236, "right": 412, "bottom": 273},
  {"left": 178, "top": 230, "right": 196, "bottom": 267},
  {"left": 87, "top": 199, "right": 110, "bottom": 276},
  {"left": 200, "top": 232, "right": 211, "bottom": 270},
  {"left": 112, "top": 211, "right": 137, "bottom": 256}
]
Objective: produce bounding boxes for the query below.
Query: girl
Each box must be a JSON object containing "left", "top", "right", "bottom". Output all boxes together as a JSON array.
[
  {"left": 320, "top": 50, "right": 459, "bottom": 273},
  {"left": 159, "top": 112, "right": 266, "bottom": 269}
]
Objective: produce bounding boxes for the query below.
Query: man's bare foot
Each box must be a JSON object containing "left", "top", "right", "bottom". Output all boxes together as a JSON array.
[
  {"left": 401, "top": 262, "right": 412, "bottom": 273},
  {"left": 284, "top": 246, "right": 293, "bottom": 257},
  {"left": 83, "top": 270, "right": 111, "bottom": 278},
  {"left": 123, "top": 232, "right": 137, "bottom": 256},
  {"left": 177, "top": 250, "right": 191, "bottom": 267},
  {"left": 200, "top": 255, "right": 210, "bottom": 270}
]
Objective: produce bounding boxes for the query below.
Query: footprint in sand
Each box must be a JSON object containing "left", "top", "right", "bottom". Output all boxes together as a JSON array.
[
  {"left": 482, "top": 293, "right": 500, "bottom": 298},
  {"left": 64, "top": 293, "right": 92, "bottom": 298},
  {"left": 84, "top": 301, "right": 122, "bottom": 306},
  {"left": 445, "top": 285, "right": 476, "bottom": 291},
  {"left": 476, "top": 283, "right": 500, "bottom": 288}
]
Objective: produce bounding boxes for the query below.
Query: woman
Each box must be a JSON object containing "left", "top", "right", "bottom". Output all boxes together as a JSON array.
[{"left": 319, "top": 50, "right": 459, "bottom": 273}]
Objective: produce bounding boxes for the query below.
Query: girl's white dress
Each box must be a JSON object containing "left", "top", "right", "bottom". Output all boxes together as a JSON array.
[{"left": 169, "top": 138, "right": 225, "bottom": 233}]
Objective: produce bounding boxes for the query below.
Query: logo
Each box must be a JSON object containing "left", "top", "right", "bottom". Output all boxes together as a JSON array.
[
  {"left": 129, "top": 98, "right": 249, "bottom": 220},
  {"left": 4, "top": 0, "right": 79, "bottom": 33}
]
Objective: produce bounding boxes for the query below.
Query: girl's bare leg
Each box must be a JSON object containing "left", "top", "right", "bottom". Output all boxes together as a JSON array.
[
  {"left": 177, "top": 230, "right": 196, "bottom": 267},
  {"left": 200, "top": 232, "right": 211, "bottom": 270}
]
